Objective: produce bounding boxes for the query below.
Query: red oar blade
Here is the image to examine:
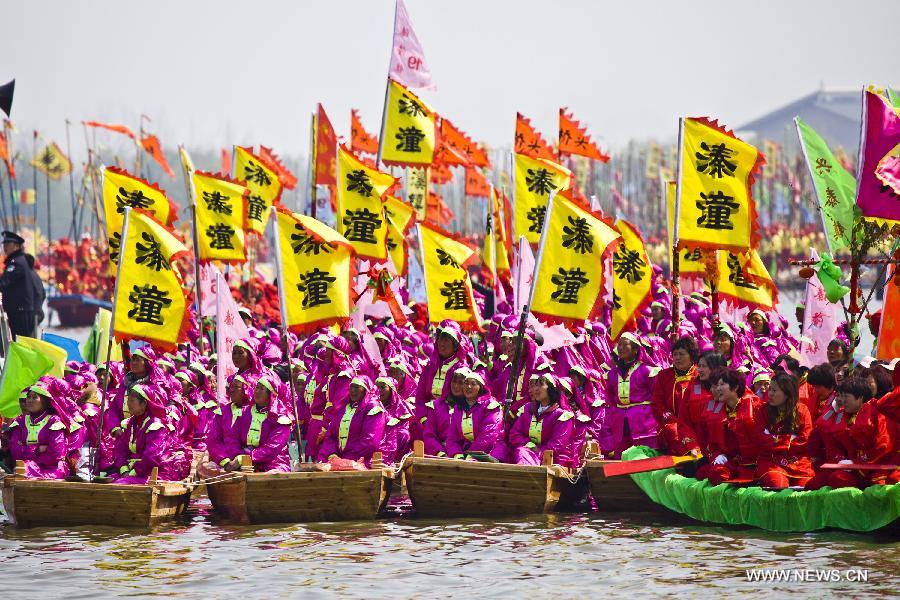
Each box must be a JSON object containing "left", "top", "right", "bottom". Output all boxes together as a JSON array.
[
  {"left": 820, "top": 463, "right": 899, "bottom": 471},
  {"left": 603, "top": 455, "right": 677, "bottom": 477}
]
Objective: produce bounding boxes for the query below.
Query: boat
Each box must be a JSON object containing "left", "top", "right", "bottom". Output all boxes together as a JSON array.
[
  {"left": 617, "top": 446, "right": 900, "bottom": 533},
  {"left": 200, "top": 455, "right": 395, "bottom": 524},
  {"left": 1, "top": 463, "right": 192, "bottom": 528},
  {"left": 582, "top": 442, "right": 665, "bottom": 513},
  {"left": 402, "top": 441, "right": 577, "bottom": 518},
  {"left": 47, "top": 293, "right": 111, "bottom": 328}
]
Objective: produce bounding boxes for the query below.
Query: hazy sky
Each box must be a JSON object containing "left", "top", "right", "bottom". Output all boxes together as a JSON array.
[{"left": 2, "top": 0, "right": 897, "bottom": 161}]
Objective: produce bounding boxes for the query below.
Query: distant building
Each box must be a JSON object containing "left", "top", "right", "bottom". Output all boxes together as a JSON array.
[{"left": 738, "top": 89, "right": 861, "bottom": 156}]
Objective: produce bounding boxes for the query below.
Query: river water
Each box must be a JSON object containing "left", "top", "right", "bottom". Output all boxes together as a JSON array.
[{"left": 0, "top": 495, "right": 897, "bottom": 599}]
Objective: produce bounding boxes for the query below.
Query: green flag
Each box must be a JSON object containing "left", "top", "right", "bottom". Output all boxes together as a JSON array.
[
  {"left": 794, "top": 117, "right": 856, "bottom": 252},
  {"left": 0, "top": 342, "right": 55, "bottom": 418},
  {"left": 889, "top": 88, "right": 899, "bottom": 109}
]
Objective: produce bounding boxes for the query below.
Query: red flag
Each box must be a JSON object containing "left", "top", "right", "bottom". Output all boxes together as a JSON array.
[
  {"left": 427, "top": 191, "right": 453, "bottom": 225},
  {"left": 514, "top": 112, "right": 555, "bottom": 160},
  {"left": 431, "top": 161, "right": 453, "bottom": 184},
  {"left": 259, "top": 145, "right": 298, "bottom": 189},
  {"left": 559, "top": 108, "right": 609, "bottom": 162},
  {"left": 0, "top": 131, "right": 14, "bottom": 179},
  {"left": 220, "top": 148, "right": 231, "bottom": 175},
  {"left": 440, "top": 118, "right": 490, "bottom": 167},
  {"left": 83, "top": 120, "right": 136, "bottom": 140},
  {"left": 433, "top": 136, "right": 471, "bottom": 168},
  {"left": 351, "top": 109, "right": 379, "bottom": 155},
  {"left": 315, "top": 103, "right": 337, "bottom": 186},
  {"left": 464, "top": 167, "right": 490, "bottom": 197},
  {"left": 140, "top": 134, "right": 175, "bottom": 179}
]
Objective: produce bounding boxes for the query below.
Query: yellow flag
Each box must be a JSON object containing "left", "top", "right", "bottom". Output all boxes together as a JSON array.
[
  {"left": 193, "top": 171, "right": 249, "bottom": 263},
  {"left": 16, "top": 337, "right": 67, "bottom": 378},
  {"left": 483, "top": 187, "right": 510, "bottom": 277},
  {"left": 531, "top": 193, "right": 620, "bottom": 326},
  {"left": 102, "top": 167, "right": 178, "bottom": 271},
  {"left": 514, "top": 153, "right": 572, "bottom": 245},
  {"left": 380, "top": 79, "right": 436, "bottom": 167},
  {"left": 676, "top": 117, "right": 762, "bottom": 253},
  {"left": 179, "top": 146, "right": 195, "bottom": 174},
  {"left": 716, "top": 249, "right": 776, "bottom": 310},
  {"left": 273, "top": 207, "right": 354, "bottom": 334},
  {"left": 419, "top": 222, "right": 482, "bottom": 330},
  {"left": 666, "top": 181, "right": 705, "bottom": 275},
  {"left": 610, "top": 220, "right": 653, "bottom": 341},
  {"left": 336, "top": 146, "right": 397, "bottom": 260},
  {"left": 233, "top": 146, "right": 282, "bottom": 236},
  {"left": 406, "top": 166, "right": 429, "bottom": 220},
  {"left": 113, "top": 210, "right": 189, "bottom": 351},
  {"left": 31, "top": 142, "right": 72, "bottom": 180},
  {"left": 383, "top": 194, "right": 416, "bottom": 275}
]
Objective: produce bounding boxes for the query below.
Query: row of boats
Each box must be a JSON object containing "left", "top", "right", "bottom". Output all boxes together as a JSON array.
[{"left": 2, "top": 443, "right": 896, "bottom": 534}]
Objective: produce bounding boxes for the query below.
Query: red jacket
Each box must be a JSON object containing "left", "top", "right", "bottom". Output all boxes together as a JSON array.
[
  {"left": 651, "top": 365, "right": 696, "bottom": 453},
  {"left": 754, "top": 402, "right": 814, "bottom": 479},
  {"left": 849, "top": 400, "right": 899, "bottom": 466},
  {"left": 674, "top": 378, "right": 712, "bottom": 455},
  {"left": 700, "top": 391, "right": 762, "bottom": 465},
  {"left": 876, "top": 387, "right": 900, "bottom": 425},
  {"left": 807, "top": 406, "right": 855, "bottom": 467}
]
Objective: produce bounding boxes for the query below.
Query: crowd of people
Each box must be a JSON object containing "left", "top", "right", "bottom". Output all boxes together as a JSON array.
[{"left": 2, "top": 263, "right": 899, "bottom": 492}]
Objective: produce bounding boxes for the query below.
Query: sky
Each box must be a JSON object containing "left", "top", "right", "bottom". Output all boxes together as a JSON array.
[{"left": 2, "top": 0, "right": 898, "bottom": 162}]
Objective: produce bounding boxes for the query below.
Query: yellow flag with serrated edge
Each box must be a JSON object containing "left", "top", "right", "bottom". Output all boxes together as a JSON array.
[
  {"left": 531, "top": 193, "right": 620, "bottom": 326},
  {"left": 193, "top": 171, "right": 249, "bottom": 263},
  {"left": 716, "top": 249, "right": 775, "bottom": 310},
  {"left": 676, "top": 117, "right": 762, "bottom": 253},
  {"left": 514, "top": 153, "right": 572, "bottom": 245},
  {"left": 233, "top": 146, "right": 282, "bottom": 236},
  {"left": 113, "top": 210, "right": 189, "bottom": 351},
  {"left": 336, "top": 146, "right": 396, "bottom": 260},
  {"left": 31, "top": 142, "right": 71, "bottom": 180},
  {"left": 273, "top": 207, "right": 354, "bottom": 334},
  {"left": 380, "top": 79, "right": 436, "bottom": 167},
  {"left": 419, "top": 222, "right": 481, "bottom": 330},
  {"left": 102, "top": 167, "right": 178, "bottom": 272},
  {"left": 483, "top": 187, "right": 510, "bottom": 277},
  {"left": 610, "top": 220, "right": 653, "bottom": 341},
  {"left": 666, "top": 181, "right": 705, "bottom": 275},
  {"left": 383, "top": 195, "right": 416, "bottom": 275}
]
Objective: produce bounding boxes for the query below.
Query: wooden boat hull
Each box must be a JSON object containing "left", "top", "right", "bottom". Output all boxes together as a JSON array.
[
  {"left": 1, "top": 476, "right": 192, "bottom": 528},
  {"left": 583, "top": 459, "right": 664, "bottom": 513},
  {"left": 204, "top": 469, "right": 395, "bottom": 524},
  {"left": 403, "top": 456, "right": 573, "bottom": 517}
]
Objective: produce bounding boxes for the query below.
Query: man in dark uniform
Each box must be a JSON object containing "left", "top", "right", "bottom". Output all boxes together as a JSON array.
[{"left": 0, "top": 230, "right": 36, "bottom": 338}]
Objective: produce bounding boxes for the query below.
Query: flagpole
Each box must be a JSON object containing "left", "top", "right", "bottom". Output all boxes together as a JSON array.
[
  {"left": 375, "top": 79, "right": 391, "bottom": 169},
  {"left": 487, "top": 185, "right": 498, "bottom": 297},
  {"left": 308, "top": 110, "right": 318, "bottom": 219},
  {"left": 31, "top": 131, "right": 38, "bottom": 257},
  {"left": 65, "top": 119, "right": 78, "bottom": 239},
  {"left": 508, "top": 152, "right": 516, "bottom": 242},
  {"left": 670, "top": 117, "right": 685, "bottom": 334},
  {"left": 415, "top": 223, "right": 432, "bottom": 332},
  {"left": 179, "top": 145, "right": 205, "bottom": 357},
  {"left": 269, "top": 207, "right": 303, "bottom": 465},
  {"left": 91, "top": 206, "right": 130, "bottom": 478}
]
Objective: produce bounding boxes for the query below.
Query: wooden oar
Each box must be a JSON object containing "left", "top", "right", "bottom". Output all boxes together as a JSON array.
[
  {"left": 820, "top": 462, "right": 899, "bottom": 471},
  {"left": 602, "top": 454, "right": 701, "bottom": 477}
]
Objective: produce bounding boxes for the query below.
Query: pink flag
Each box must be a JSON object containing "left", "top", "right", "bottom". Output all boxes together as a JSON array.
[
  {"left": 216, "top": 270, "right": 250, "bottom": 402},
  {"left": 855, "top": 91, "right": 900, "bottom": 220},
  {"left": 513, "top": 236, "right": 534, "bottom": 314},
  {"left": 876, "top": 151, "right": 900, "bottom": 196},
  {"left": 199, "top": 263, "right": 220, "bottom": 316},
  {"left": 388, "top": 0, "right": 434, "bottom": 90},
  {"left": 799, "top": 249, "right": 839, "bottom": 368}
]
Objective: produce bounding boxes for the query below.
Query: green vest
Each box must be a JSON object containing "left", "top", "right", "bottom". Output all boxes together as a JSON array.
[
  {"left": 246, "top": 406, "right": 267, "bottom": 448},
  {"left": 529, "top": 415, "right": 543, "bottom": 446},
  {"left": 431, "top": 358, "right": 458, "bottom": 397},
  {"left": 461, "top": 412, "right": 474, "bottom": 442},
  {"left": 25, "top": 414, "right": 50, "bottom": 445},
  {"left": 339, "top": 404, "right": 357, "bottom": 450}
]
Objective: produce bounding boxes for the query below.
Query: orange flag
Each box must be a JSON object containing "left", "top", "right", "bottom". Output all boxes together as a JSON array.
[
  {"left": 559, "top": 108, "right": 609, "bottom": 162},
  {"left": 427, "top": 191, "right": 453, "bottom": 226},
  {"left": 441, "top": 118, "right": 490, "bottom": 167},
  {"left": 0, "top": 132, "right": 13, "bottom": 179},
  {"left": 514, "top": 112, "right": 555, "bottom": 160},
  {"left": 431, "top": 162, "right": 453, "bottom": 185},
  {"left": 314, "top": 103, "right": 337, "bottom": 186},
  {"left": 259, "top": 146, "right": 298, "bottom": 190},
  {"left": 220, "top": 148, "right": 231, "bottom": 175},
  {"left": 351, "top": 109, "right": 379, "bottom": 155},
  {"left": 433, "top": 136, "right": 471, "bottom": 168},
  {"left": 465, "top": 167, "right": 490, "bottom": 197},
  {"left": 140, "top": 135, "right": 175, "bottom": 179},
  {"left": 83, "top": 120, "right": 136, "bottom": 140}
]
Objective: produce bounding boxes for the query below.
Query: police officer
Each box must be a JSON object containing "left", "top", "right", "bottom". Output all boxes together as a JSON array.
[{"left": 0, "top": 230, "right": 36, "bottom": 338}]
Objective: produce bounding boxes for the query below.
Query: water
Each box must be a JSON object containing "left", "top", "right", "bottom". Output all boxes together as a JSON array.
[{"left": 0, "top": 496, "right": 896, "bottom": 598}]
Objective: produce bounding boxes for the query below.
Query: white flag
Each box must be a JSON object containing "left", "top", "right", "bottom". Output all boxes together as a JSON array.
[{"left": 388, "top": 0, "right": 434, "bottom": 90}]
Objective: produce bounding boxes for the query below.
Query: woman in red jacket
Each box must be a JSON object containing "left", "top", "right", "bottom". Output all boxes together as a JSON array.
[
  {"left": 651, "top": 336, "right": 698, "bottom": 454},
  {"left": 674, "top": 351, "right": 726, "bottom": 456},
  {"left": 843, "top": 377, "right": 900, "bottom": 486},
  {"left": 754, "top": 372, "right": 814, "bottom": 488}
]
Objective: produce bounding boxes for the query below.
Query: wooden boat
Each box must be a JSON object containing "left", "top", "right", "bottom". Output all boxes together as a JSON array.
[
  {"left": 582, "top": 459, "right": 666, "bottom": 513},
  {"left": 201, "top": 455, "right": 395, "bottom": 524},
  {"left": 402, "top": 441, "right": 576, "bottom": 518},
  {"left": 47, "top": 293, "right": 111, "bottom": 327},
  {"left": 1, "top": 464, "right": 192, "bottom": 528}
]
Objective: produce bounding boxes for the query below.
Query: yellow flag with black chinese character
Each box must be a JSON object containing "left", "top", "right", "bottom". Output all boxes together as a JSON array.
[
  {"left": 31, "top": 142, "right": 71, "bottom": 180},
  {"left": 666, "top": 181, "right": 705, "bottom": 276},
  {"left": 102, "top": 167, "right": 178, "bottom": 271},
  {"left": 193, "top": 171, "right": 249, "bottom": 263},
  {"left": 716, "top": 249, "right": 775, "bottom": 310},
  {"left": 514, "top": 153, "right": 571, "bottom": 245},
  {"left": 274, "top": 207, "right": 354, "bottom": 334},
  {"left": 406, "top": 166, "right": 429, "bottom": 220},
  {"left": 383, "top": 194, "right": 416, "bottom": 275},
  {"left": 419, "top": 222, "right": 481, "bottom": 330},
  {"left": 380, "top": 79, "right": 436, "bottom": 167},
  {"left": 610, "top": 220, "right": 653, "bottom": 341},
  {"left": 233, "top": 146, "right": 282, "bottom": 236},
  {"left": 531, "top": 193, "right": 620, "bottom": 326},
  {"left": 113, "top": 210, "right": 189, "bottom": 351},
  {"left": 336, "top": 146, "right": 396, "bottom": 260},
  {"left": 483, "top": 187, "right": 511, "bottom": 277},
  {"left": 677, "top": 117, "right": 762, "bottom": 253}
]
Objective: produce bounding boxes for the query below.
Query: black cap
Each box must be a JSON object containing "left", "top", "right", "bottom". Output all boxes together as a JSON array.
[{"left": 2, "top": 230, "right": 24, "bottom": 245}]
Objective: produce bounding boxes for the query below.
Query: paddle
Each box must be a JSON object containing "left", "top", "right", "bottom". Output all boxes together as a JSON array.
[
  {"left": 820, "top": 463, "right": 899, "bottom": 471},
  {"left": 602, "top": 454, "right": 702, "bottom": 477}
]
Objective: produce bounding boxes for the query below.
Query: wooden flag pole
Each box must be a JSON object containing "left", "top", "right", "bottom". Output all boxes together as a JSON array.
[
  {"left": 308, "top": 110, "right": 318, "bottom": 219},
  {"left": 670, "top": 118, "right": 686, "bottom": 335},
  {"left": 179, "top": 145, "right": 205, "bottom": 357},
  {"left": 65, "top": 119, "right": 78, "bottom": 239}
]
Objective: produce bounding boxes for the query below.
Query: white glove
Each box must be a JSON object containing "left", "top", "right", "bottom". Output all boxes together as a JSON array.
[
  {"left": 763, "top": 429, "right": 771, "bottom": 435},
  {"left": 838, "top": 459, "right": 853, "bottom": 465},
  {"left": 713, "top": 454, "right": 728, "bottom": 466}
]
